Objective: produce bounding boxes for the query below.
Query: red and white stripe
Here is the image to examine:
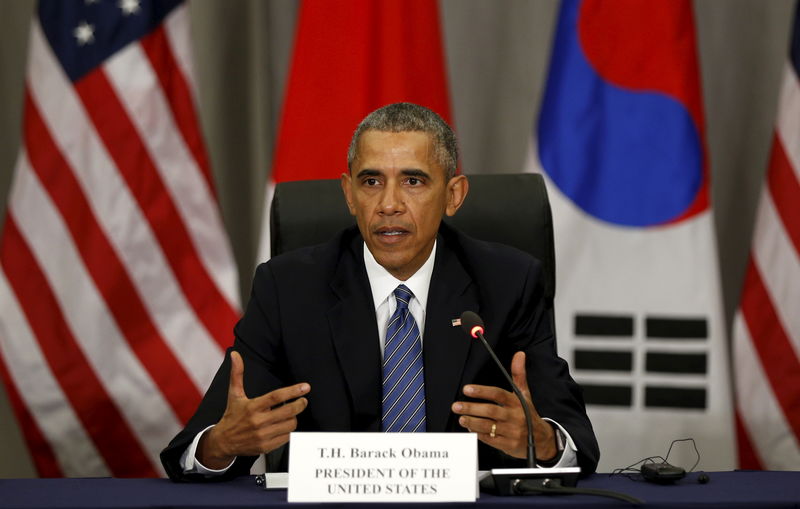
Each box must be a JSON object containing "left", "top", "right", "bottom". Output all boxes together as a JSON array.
[
  {"left": 0, "top": 5, "right": 239, "bottom": 477},
  {"left": 734, "top": 61, "right": 800, "bottom": 469}
]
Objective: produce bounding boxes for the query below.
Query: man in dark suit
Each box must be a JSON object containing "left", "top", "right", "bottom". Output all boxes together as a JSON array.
[{"left": 161, "top": 103, "right": 599, "bottom": 481}]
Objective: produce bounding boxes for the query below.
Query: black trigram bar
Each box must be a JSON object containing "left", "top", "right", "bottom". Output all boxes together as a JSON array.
[
  {"left": 574, "top": 350, "right": 633, "bottom": 371},
  {"left": 646, "top": 317, "right": 707, "bottom": 339},
  {"left": 645, "top": 387, "right": 706, "bottom": 409},
  {"left": 581, "top": 384, "right": 632, "bottom": 407},
  {"left": 575, "top": 314, "right": 634, "bottom": 337},
  {"left": 646, "top": 352, "right": 707, "bottom": 374}
]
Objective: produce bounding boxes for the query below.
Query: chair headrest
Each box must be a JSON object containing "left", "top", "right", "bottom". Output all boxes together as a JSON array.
[{"left": 270, "top": 173, "right": 555, "bottom": 301}]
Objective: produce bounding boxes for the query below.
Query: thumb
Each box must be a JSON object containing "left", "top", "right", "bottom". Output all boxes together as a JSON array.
[
  {"left": 511, "top": 351, "right": 531, "bottom": 400},
  {"left": 228, "top": 350, "right": 246, "bottom": 401}
]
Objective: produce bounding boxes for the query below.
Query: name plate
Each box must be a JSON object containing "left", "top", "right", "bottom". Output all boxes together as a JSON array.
[{"left": 287, "top": 432, "right": 477, "bottom": 502}]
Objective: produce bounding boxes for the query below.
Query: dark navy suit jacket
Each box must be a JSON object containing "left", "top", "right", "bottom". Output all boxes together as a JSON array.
[{"left": 160, "top": 223, "right": 599, "bottom": 481}]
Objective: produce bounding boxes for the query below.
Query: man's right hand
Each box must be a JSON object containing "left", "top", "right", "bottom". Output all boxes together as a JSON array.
[{"left": 197, "top": 351, "right": 311, "bottom": 470}]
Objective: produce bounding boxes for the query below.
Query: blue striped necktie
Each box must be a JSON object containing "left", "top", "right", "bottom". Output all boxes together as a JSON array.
[{"left": 381, "top": 285, "right": 426, "bottom": 432}]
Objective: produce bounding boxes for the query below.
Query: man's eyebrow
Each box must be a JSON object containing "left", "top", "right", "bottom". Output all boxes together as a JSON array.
[
  {"left": 355, "top": 169, "right": 382, "bottom": 178},
  {"left": 401, "top": 169, "right": 430, "bottom": 178}
]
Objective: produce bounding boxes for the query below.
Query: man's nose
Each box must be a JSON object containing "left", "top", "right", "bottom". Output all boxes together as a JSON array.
[{"left": 378, "top": 181, "right": 404, "bottom": 215}]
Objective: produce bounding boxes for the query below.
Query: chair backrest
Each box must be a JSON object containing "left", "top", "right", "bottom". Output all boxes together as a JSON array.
[{"left": 270, "top": 173, "right": 556, "bottom": 302}]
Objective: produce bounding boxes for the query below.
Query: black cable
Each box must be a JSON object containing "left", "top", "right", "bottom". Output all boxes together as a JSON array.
[
  {"left": 515, "top": 479, "right": 643, "bottom": 505},
  {"left": 664, "top": 438, "right": 701, "bottom": 472}
]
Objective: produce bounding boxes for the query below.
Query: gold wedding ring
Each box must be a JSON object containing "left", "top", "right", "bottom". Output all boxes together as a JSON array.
[{"left": 490, "top": 423, "right": 497, "bottom": 438}]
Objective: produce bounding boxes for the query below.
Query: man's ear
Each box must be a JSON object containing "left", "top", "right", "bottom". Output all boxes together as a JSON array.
[
  {"left": 341, "top": 172, "right": 356, "bottom": 215},
  {"left": 445, "top": 175, "right": 469, "bottom": 217}
]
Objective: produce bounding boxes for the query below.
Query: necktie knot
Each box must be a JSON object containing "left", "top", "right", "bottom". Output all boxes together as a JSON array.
[{"left": 393, "top": 285, "right": 413, "bottom": 310}]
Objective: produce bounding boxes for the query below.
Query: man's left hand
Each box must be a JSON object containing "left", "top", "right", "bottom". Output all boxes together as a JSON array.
[{"left": 451, "top": 351, "right": 557, "bottom": 461}]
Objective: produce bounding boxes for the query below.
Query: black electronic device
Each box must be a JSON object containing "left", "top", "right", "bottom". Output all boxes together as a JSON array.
[{"left": 640, "top": 462, "right": 686, "bottom": 484}]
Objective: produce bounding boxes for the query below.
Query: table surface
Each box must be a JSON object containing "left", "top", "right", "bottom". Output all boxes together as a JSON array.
[{"left": 1, "top": 471, "right": 799, "bottom": 509}]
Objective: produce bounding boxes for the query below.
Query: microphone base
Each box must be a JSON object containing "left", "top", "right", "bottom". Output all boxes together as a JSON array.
[{"left": 484, "top": 467, "right": 581, "bottom": 496}]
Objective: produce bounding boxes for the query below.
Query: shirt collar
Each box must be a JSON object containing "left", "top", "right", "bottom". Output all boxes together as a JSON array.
[{"left": 363, "top": 240, "right": 437, "bottom": 310}]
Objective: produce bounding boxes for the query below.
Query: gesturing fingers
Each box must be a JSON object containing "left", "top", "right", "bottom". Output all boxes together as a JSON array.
[
  {"left": 260, "top": 394, "right": 309, "bottom": 425},
  {"left": 451, "top": 365, "right": 539, "bottom": 460},
  {"left": 214, "top": 390, "right": 309, "bottom": 458},
  {"left": 462, "top": 383, "right": 519, "bottom": 408},
  {"left": 253, "top": 382, "right": 311, "bottom": 410},
  {"left": 215, "top": 352, "right": 312, "bottom": 458},
  {"left": 236, "top": 384, "right": 311, "bottom": 435},
  {"left": 452, "top": 399, "right": 510, "bottom": 422},
  {"left": 227, "top": 350, "right": 310, "bottom": 410}
]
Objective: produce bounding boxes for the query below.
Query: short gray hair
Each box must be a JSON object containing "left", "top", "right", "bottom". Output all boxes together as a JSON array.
[{"left": 347, "top": 103, "right": 458, "bottom": 179}]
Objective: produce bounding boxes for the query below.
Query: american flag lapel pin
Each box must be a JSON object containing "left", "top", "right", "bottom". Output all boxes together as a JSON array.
[{"left": 451, "top": 318, "right": 461, "bottom": 327}]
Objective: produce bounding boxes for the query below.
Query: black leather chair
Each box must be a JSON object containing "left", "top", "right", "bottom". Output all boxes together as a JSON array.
[{"left": 269, "top": 173, "right": 556, "bottom": 309}]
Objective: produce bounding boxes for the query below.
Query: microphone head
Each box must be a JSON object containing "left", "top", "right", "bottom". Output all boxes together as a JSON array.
[{"left": 460, "top": 311, "right": 485, "bottom": 338}]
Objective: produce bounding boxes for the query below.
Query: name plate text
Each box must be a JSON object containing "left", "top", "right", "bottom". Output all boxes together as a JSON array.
[{"left": 287, "top": 432, "right": 477, "bottom": 502}]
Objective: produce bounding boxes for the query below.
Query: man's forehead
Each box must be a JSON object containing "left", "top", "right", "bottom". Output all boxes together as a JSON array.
[
  {"left": 350, "top": 130, "right": 451, "bottom": 181},
  {"left": 355, "top": 131, "right": 437, "bottom": 164},
  {"left": 358, "top": 129, "right": 433, "bottom": 146}
]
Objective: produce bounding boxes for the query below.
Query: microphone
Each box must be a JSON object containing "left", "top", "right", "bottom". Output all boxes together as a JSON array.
[
  {"left": 460, "top": 311, "right": 536, "bottom": 468},
  {"left": 459, "top": 311, "right": 580, "bottom": 495}
]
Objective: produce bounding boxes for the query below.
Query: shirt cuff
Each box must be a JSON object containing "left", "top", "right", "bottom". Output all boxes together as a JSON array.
[
  {"left": 538, "top": 418, "right": 578, "bottom": 468},
  {"left": 180, "top": 425, "right": 236, "bottom": 476}
]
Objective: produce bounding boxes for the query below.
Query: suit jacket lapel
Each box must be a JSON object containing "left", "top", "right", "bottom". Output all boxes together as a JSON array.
[
  {"left": 327, "top": 237, "right": 382, "bottom": 431},
  {"left": 424, "top": 236, "right": 479, "bottom": 432}
]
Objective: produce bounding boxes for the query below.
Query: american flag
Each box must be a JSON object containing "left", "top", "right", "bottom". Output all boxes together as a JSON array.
[
  {"left": 0, "top": 0, "right": 239, "bottom": 477},
  {"left": 733, "top": 4, "right": 800, "bottom": 469}
]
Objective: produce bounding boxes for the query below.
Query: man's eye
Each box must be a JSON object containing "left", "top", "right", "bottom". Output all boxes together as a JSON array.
[
  {"left": 407, "top": 177, "right": 421, "bottom": 186},
  {"left": 364, "top": 178, "right": 379, "bottom": 186}
]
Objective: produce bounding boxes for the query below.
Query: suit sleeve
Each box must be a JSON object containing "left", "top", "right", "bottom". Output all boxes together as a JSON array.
[{"left": 160, "top": 263, "right": 289, "bottom": 482}]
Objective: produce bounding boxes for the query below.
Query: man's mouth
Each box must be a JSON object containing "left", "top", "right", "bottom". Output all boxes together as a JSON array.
[{"left": 375, "top": 227, "right": 410, "bottom": 239}]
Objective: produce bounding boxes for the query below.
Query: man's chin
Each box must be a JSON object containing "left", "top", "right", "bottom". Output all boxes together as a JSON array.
[
  {"left": 372, "top": 253, "right": 406, "bottom": 272},
  {"left": 371, "top": 252, "right": 413, "bottom": 280}
]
